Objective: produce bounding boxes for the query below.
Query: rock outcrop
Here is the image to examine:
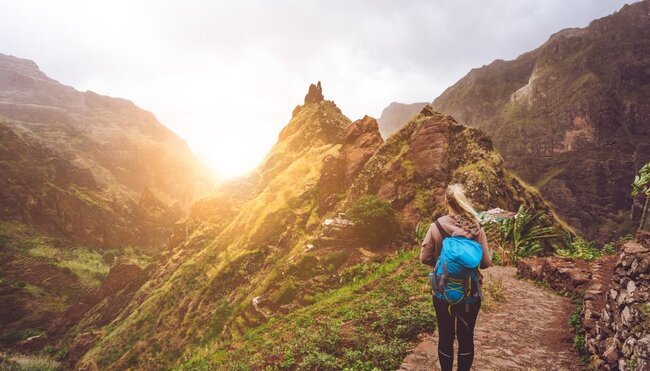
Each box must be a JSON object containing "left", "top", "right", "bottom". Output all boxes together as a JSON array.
[
  {"left": 319, "top": 115, "right": 384, "bottom": 214},
  {"left": 431, "top": 1, "right": 650, "bottom": 242},
  {"left": 48, "top": 263, "right": 149, "bottom": 339},
  {"left": 304, "top": 81, "right": 324, "bottom": 104},
  {"left": 346, "top": 105, "right": 557, "bottom": 229},
  {"left": 49, "top": 262, "right": 149, "bottom": 367}
]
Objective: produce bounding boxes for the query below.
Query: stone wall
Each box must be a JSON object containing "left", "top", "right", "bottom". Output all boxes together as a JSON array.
[
  {"left": 590, "top": 241, "right": 650, "bottom": 370},
  {"left": 517, "top": 238, "right": 650, "bottom": 370}
]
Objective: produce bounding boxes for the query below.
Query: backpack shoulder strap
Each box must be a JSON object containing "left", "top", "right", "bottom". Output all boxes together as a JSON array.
[{"left": 434, "top": 219, "right": 451, "bottom": 239}]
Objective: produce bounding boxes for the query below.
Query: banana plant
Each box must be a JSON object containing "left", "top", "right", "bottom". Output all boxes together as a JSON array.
[
  {"left": 632, "top": 162, "right": 650, "bottom": 232},
  {"left": 496, "top": 205, "right": 559, "bottom": 264}
]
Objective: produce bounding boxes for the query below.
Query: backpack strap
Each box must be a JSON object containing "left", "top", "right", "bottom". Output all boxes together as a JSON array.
[
  {"left": 434, "top": 219, "right": 451, "bottom": 239},
  {"left": 433, "top": 219, "right": 450, "bottom": 263}
]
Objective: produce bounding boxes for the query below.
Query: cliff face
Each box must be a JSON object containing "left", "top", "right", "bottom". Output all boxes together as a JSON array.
[
  {"left": 432, "top": 1, "right": 650, "bottom": 242},
  {"left": 73, "top": 86, "right": 561, "bottom": 369},
  {"left": 0, "top": 53, "right": 214, "bottom": 248}
]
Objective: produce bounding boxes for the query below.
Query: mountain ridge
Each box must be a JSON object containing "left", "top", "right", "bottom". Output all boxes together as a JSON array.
[
  {"left": 0, "top": 52, "right": 216, "bottom": 353},
  {"left": 431, "top": 0, "right": 650, "bottom": 242},
  {"left": 66, "top": 85, "right": 567, "bottom": 369}
]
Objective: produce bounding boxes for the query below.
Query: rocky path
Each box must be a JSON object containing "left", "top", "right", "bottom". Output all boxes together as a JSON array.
[{"left": 399, "top": 266, "right": 584, "bottom": 371}]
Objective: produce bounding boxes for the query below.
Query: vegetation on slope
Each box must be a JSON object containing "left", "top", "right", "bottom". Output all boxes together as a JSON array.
[
  {"left": 0, "top": 221, "right": 150, "bottom": 348},
  {"left": 179, "top": 249, "right": 434, "bottom": 370},
  {"left": 346, "top": 195, "right": 398, "bottom": 247}
]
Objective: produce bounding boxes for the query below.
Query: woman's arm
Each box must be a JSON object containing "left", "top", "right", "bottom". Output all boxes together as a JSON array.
[
  {"left": 478, "top": 227, "right": 492, "bottom": 269},
  {"left": 420, "top": 223, "right": 437, "bottom": 267}
]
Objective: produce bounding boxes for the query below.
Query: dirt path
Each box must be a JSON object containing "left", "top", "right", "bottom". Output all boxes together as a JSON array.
[{"left": 399, "top": 266, "right": 584, "bottom": 371}]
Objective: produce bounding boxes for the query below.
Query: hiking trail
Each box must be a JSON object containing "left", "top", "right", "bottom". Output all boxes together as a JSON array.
[{"left": 399, "top": 266, "right": 585, "bottom": 371}]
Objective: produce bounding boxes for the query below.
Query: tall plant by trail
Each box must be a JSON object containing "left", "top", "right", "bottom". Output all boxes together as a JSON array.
[
  {"left": 632, "top": 162, "right": 650, "bottom": 232},
  {"left": 485, "top": 205, "right": 559, "bottom": 265},
  {"left": 415, "top": 220, "right": 430, "bottom": 246}
]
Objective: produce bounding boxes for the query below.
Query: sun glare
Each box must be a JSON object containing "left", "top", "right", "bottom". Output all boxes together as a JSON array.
[{"left": 193, "top": 129, "right": 276, "bottom": 180}]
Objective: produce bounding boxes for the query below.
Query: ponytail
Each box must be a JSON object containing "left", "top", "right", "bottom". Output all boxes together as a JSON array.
[{"left": 445, "top": 184, "right": 479, "bottom": 222}]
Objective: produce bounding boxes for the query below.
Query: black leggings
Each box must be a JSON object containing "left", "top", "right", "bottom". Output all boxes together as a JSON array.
[{"left": 433, "top": 297, "right": 481, "bottom": 371}]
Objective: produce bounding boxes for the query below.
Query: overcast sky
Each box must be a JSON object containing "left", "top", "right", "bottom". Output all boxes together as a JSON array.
[{"left": 0, "top": 0, "right": 631, "bottom": 178}]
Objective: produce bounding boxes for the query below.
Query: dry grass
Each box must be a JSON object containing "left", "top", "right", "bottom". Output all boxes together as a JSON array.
[
  {"left": 481, "top": 273, "right": 505, "bottom": 312},
  {"left": 0, "top": 352, "right": 60, "bottom": 371}
]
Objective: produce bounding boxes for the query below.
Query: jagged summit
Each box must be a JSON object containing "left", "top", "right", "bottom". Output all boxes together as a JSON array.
[
  {"left": 304, "top": 81, "right": 324, "bottom": 104},
  {"left": 418, "top": 104, "right": 436, "bottom": 117}
]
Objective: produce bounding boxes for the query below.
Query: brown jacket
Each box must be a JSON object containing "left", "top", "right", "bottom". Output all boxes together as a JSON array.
[{"left": 420, "top": 215, "right": 492, "bottom": 269}]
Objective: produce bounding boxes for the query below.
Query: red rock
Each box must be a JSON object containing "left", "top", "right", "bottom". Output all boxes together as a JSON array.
[{"left": 341, "top": 116, "right": 383, "bottom": 182}]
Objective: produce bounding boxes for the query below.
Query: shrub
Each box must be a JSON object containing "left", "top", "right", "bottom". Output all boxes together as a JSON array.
[
  {"left": 103, "top": 251, "right": 116, "bottom": 265},
  {"left": 322, "top": 251, "right": 348, "bottom": 270},
  {"left": 271, "top": 278, "right": 299, "bottom": 305},
  {"left": 481, "top": 274, "right": 505, "bottom": 311},
  {"left": 287, "top": 254, "right": 320, "bottom": 278},
  {"left": 555, "top": 235, "right": 616, "bottom": 261},
  {"left": 347, "top": 195, "right": 398, "bottom": 247},
  {"left": 569, "top": 297, "right": 588, "bottom": 363}
]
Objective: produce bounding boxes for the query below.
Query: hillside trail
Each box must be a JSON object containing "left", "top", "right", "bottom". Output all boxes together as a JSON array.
[{"left": 399, "top": 266, "right": 585, "bottom": 371}]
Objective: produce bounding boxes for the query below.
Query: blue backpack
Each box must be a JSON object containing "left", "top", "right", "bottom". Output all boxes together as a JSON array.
[{"left": 428, "top": 220, "right": 483, "bottom": 309}]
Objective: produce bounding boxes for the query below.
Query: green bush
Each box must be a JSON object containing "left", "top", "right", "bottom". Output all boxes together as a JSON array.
[
  {"left": 347, "top": 195, "right": 398, "bottom": 247},
  {"left": 287, "top": 254, "right": 320, "bottom": 278},
  {"left": 272, "top": 278, "right": 299, "bottom": 305},
  {"left": 322, "top": 251, "right": 348, "bottom": 271},
  {"left": 555, "top": 236, "right": 616, "bottom": 261},
  {"left": 103, "top": 251, "right": 116, "bottom": 265}
]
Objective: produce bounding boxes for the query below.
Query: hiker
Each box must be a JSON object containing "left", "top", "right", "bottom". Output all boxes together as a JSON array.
[{"left": 420, "top": 183, "right": 492, "bottom": 371}]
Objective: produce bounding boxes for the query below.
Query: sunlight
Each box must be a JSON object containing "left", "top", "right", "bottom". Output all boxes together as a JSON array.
[{"left": 193, "top": 128, "right": 276, "bottom": 179}]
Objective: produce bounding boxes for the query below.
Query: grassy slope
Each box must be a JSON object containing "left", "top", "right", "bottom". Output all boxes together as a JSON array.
[
  {"left": 179, "top": 249, "right": 506, "bottom": 370},
  {"left": 179, "top": 250, "right": 435, "bottom": 371}
]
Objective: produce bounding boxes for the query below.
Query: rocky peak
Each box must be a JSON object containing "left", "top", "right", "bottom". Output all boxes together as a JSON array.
[
  {"left": 418, "top": 105, "right": 437, "bottom": 117},
  {"left": 277, "top": 82, "right": 349, "bottom": 148},
  {"left": 342, "top": 115, "right": 381, "bottom": 144},
  {"left": 304, "top": 81, "right": 324, "bottom": 104}
]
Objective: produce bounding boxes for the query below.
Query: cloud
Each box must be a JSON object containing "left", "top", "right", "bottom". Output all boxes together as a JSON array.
[{"left": 0, "top": 0, "right": 631, "bottom": 177}]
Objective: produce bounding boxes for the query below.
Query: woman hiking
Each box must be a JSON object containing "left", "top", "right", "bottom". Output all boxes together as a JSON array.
[{"left": 420, "top": 183, "right": 492, "bottom": 371}]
